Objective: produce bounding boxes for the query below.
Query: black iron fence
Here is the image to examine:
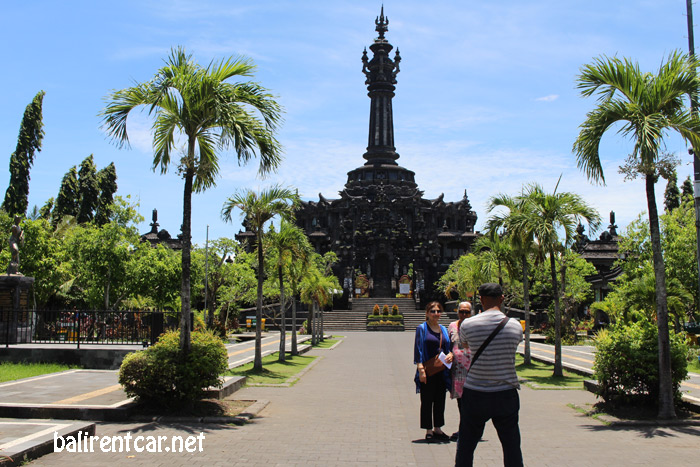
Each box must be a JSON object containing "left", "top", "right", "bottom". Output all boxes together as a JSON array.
[{"left": 1, "top": 309, "right": 180, "bottom": 348}]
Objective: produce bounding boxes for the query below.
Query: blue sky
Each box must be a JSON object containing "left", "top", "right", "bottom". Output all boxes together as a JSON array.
[{"left": 0, "top": 0, "right": 696, "bottom": 245}]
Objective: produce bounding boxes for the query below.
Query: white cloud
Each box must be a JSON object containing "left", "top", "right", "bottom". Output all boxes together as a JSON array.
[{"left": 535, "top": 94, "right": 559, "bottom": 102}]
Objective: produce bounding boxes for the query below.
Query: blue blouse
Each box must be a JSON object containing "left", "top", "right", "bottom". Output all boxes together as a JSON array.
[{"left": 413, "top": 321, "right": 452, "bottom": 393}]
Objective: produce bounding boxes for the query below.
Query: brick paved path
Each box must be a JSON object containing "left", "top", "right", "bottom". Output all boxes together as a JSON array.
[{"left": 28, "top": 332, "right": 700, "bottom": 466}]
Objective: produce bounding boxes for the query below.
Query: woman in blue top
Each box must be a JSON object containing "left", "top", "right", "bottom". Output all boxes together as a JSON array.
[{"left": 414, "top": 301, "right": 453, "bottom": 441}]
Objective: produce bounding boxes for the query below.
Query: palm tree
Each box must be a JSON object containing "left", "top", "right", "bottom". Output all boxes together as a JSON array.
[
  {"left": 486, "top": 192, "right": 537, "bottom": 365},
  {"left": 101, "top": 47, "right": 282, "bottom": 353},
  {"left": 573, "top": 51, "right": 700, "bottom": 418},
  {"left": 300, "top": 268, "right": 337, "bottom": 345},
  {"left": 472, "top": 234, "right": 515, "bottom": 287},
  {"left": 511, "top": 182, "right": 600, "bottom": 377},
  {"left": 222, "top": 186, "right": 299, "bottom": 371},
  {"left": 267, "top": 220, "right": 313, "bottom": 362}
]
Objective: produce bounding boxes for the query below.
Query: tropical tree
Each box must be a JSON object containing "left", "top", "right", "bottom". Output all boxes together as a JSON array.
[
  {"left": 267, "top": 220, "right": 313, "bottom": 362},
  {"left": 510, "top": 182, "right": 600, "bottom": 377},
  {"left": 663, "top": 169, "right": 681, "bottom": 212},
  {"left": 101, "top": 47, "right": 283, "bottom": 354},
  {"left": 300, "top": 264, "right": 339, "bottom": 346},
  {"left": 486, "top": 191, "right": 538, "bottom": 364},
  {"left": 221, "top": 186, "right": 299, "bottom": 370},
  {"left": 472, "top": 234, "right": 515, "bottom": 287},
  {"left": 573, "top": 51, "right": 700, "bottom": 418},
  {"left": 95, "top": 162, "right": 118, "bottom": 226},
  {"left": 77, "top": 155, "right": 99, "bottom": 224},
  {"left": 52, "top": 166, "right": 79, "bottom": 228},
  {"left": 3, "top": 91, "right": 45, "bottom": 216},
  {"left": 438, "top": 253, "right": 491, "bottom": 302}
]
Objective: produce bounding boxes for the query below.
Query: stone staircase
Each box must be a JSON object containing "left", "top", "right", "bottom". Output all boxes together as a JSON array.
[{"left": 322, "top": 310, "right": 368, "bottom": 332}]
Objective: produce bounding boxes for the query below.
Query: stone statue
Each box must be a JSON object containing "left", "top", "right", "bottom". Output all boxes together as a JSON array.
[{"left": 7, "top": 216, "right": 24, "bottom": 275}]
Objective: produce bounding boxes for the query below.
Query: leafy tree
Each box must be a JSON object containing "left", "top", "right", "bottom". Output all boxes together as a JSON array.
[
  {"left": 3, "top": 91, "right": 45, "bottom": 216},
  {"left": 101, "top": 47, "right": 283, "bottom": 354},
  {"left": 511, "top": 182, "right": 600, "bottom": 377},
  {"left": 95, "top": 163, "right": 118, "bottom": 225},
  {"left": 221, "top": 186, "right": 299, "bottom": 370},
  {"left": 663, "top": 169, "right": 681, "bottom": 212},
  {"left": 38, "top": 197, "right": 53, "bottom": 220},
  {"left": 18, "top": 218, "right": 68, "bottom": 307},
  {"left": 77, "top": 155, "right": 99, "bottom": 224},
  {"left": 300, "top": 259, "right": 340, "bottom": 346},
  {"left": 130, "top": 243, "right": 181, "bottom": 310},
  {"left": 472, "top": 234, "right": 515, "bottom": 287},
  {"left": 681, "top": 175, "right": 694, "bottom": 200},
  {"left": 572, "top": 51, "right": 700, "bottom": 418},
  {"left": 438, "top": 253, "right": 492, "bottom": 302},
  {"left": 53, "top": 166, "right": 79, "bottom": 228}
]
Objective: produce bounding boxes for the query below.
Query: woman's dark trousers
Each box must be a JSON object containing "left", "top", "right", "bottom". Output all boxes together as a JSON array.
[{"left": 420, "top": 374, "right": 446, "bottom": 429}]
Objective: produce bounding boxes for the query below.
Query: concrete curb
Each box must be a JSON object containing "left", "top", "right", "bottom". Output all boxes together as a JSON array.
[{"left": 0, "top": 420, "right": 95, "bottom": 467}]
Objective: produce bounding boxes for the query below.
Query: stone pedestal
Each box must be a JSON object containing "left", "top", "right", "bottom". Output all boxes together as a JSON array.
[{"left": 0, "top": 275, "right": 34, "bottom": 344}]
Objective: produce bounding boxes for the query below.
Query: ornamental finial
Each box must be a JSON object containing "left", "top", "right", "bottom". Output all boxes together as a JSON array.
[{"left": 375, "top": 5, "right": 388, "bottom": 39}]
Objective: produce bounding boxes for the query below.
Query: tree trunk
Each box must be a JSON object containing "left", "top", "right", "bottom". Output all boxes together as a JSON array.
[
  {"left": 179, "top": 165, "right": 194, "bottom": 355},
  {"left": 320, "top": 303, "right": 324, "bottom": 341},
  {"left": 646, "top": 175, "right": 676, "bottom": 418},
  {"left": 291, "top": 281, "right": 298, "bottom": 355},
  {"left": 550, "top": 250, "right": 563, "bottom": 377},
  {"left": 311, "top": 301, "right": 317, "bottom": 346},
  {"left": 522, "top": 255, "right": 531, "bottom": 365},
  {"left": 278, "top": 265, "right": 286, "bottom": 362},
  {"left": 254, "top": 233, "right": 264, "bottom": 371}
]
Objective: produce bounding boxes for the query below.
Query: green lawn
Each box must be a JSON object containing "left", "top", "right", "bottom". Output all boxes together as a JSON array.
[
  {"left": 227, "top": 353, "right": 317, "bottom": 385},
  {"left": 312, "top": 337, "right": 342, "bottom": 349},
  {"left": 515, "top": 354, "right": 585, "bottom": 389},
  {"left": 0, "top": 362, "right": 78, "bottom": 383},
  {"left": 689, "top": 357, "right": 700, "bottom": 373}
]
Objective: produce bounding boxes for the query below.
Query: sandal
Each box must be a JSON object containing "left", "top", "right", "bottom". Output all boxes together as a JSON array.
[
  {"left": 425, "top": 433, "right": 434, "bottom": 442},
  {"left": 433, "top": 432, "right": 450, "bottom": 441}
]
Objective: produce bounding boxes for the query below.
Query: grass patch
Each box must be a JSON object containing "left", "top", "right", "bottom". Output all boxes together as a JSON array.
[
  {"left": 0, "top": 362, "right": 78, "bottom": 383},
  {"left": 515, "top": 354, "right": 584, "bottom": 389},
  {"left": 312, "top": 337, "right": 341, "bottom": 349},
  {"left": 227, "top": 352, "right": 317, "bottom": 385},
  {"left": 689, "top": 358, "right": 700, "bottom": 373}
]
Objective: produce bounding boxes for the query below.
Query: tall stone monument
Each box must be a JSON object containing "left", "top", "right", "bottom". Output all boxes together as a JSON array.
[{"left": 279, "top": 8, "right": 479, "bottom": 307}]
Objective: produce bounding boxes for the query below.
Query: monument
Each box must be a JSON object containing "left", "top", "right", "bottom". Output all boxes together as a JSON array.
[
  {"left": 269, "top": 9, "right": 478, "bottom": 307},
  {"left": 0, "top": 217, "right": 35, "bottom": 344}
]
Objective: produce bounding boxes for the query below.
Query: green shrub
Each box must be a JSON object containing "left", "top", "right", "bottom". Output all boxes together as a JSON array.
[
  {"left": 593, "top": 316, "right": 688, "bottom": 408},
  {"left": 391, "top": 304, "right": 399, "bottom": 315},
  {"left": 119, "top": 330, "right": 228, "bottom": 407},
  {"left": 372, "top": 304, "right": 380, "bottom": 314},
  {"left": 382, "top": 304, "right": 389, "bottom": 316}
]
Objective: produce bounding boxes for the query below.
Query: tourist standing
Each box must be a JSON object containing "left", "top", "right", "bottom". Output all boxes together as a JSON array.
[
  {"left": 455, "top": 283, "right": 523, "bottom": 466},
  {"left": 448, "top": 301, "right": 472, "bottom": 440},
  {"left": 414, "top": 301, "right": 453, "bottom": 442}
]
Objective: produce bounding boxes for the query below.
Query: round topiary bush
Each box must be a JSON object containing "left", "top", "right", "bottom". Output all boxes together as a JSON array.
[
  {"left": 593, "top": 316, "right": 688, "bottom": 408},
  {"left": 119, "top": 329, "right": 228, "bottom": 407}
]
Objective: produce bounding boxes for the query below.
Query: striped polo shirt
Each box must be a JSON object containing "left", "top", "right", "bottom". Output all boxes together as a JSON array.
[{"left": 459, "top": 308, "right": 523, "bottom": 392}]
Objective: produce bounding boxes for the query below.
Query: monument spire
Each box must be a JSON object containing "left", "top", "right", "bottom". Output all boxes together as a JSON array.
[{"left": 362, "top": 6, "right": 401, "bottom": 165}]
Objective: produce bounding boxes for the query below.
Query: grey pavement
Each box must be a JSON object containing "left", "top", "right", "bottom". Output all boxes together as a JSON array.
[{"left": 9, "top": 331, "right": 699, "bottom": 466}]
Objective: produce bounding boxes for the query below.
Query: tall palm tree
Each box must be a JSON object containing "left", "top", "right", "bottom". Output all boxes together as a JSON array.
[
  {"left": 266, "top": 220, "right": 313, "bottom": 362},
  {"left": 101, "top": 47, "right": 282, "bottom": 353},
  {"left": 486, "top": 192, "right": 537, "bottom": 364},
  {"left": 511, "top": 182, "right": 600, "bottom": 377},
  {"left": 222, "top": 186, "right": 299, "bottom": 370},
  {"left": 573, "top": 51, "right": 700, "bottom": 418}
]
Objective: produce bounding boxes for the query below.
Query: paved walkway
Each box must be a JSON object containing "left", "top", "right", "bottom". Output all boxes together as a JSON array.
[{"left": 4, "top": 332, "right": 700, "bottom": 466}]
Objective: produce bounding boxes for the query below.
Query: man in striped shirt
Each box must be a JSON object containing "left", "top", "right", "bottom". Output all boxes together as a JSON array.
[{"left": 455, "top": 283, "right": 523, "bottom": 467}]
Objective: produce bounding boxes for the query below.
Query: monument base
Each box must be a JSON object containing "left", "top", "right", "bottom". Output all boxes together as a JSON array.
[{"left": 0, "top": 275, "right": 35, "bottom": 344}]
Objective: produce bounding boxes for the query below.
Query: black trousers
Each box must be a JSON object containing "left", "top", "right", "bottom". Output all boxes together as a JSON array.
[
  {"left": 455, "top": 388, "right": 522, "bottom": 467},
  {"left": 419, "top": 373, "right": 446, "bottom": 430}
]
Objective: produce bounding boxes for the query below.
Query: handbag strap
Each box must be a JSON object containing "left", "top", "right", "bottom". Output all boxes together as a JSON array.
[{"left": 468, "top": 315, "right": 509, "bottom": 372}]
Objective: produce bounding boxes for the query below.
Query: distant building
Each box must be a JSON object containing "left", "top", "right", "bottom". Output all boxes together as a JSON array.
[{"left": 140, "top": 208, "right": 182, "bottom": 250}]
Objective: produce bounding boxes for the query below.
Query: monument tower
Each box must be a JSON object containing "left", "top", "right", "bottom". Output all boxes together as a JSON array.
[{"left": 241, "top": 8, "right": 479, "bottom": 307}]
